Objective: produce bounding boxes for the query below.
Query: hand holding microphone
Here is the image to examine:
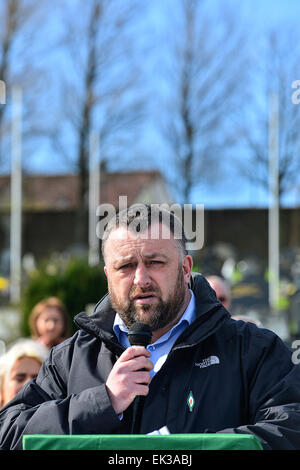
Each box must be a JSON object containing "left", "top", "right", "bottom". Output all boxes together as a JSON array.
[{"left": 105, "top": 322, "right": 153, "bottom": 416}]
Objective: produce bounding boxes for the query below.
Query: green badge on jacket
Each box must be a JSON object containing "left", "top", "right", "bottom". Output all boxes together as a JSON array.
[{"left": 187, "top": 391, "right": 195, "bottom": 412}]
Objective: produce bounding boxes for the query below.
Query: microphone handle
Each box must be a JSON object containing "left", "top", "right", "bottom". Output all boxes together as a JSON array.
[
  {"left": 130, "top": 359, "right": 148, "bottom": 434},
  {"left": 127, "top": 325, "right": 152, "bottom": 434},
  {"left": 130, "top": 395, "right": 144, "bottom": 434}
]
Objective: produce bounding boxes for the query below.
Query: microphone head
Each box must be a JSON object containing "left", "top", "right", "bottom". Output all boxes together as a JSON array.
[{"left": 128, "top": 322, "right": 152, "bottom": 347}]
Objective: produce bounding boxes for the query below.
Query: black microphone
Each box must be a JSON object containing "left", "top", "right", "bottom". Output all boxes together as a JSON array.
[
  {"left": 128, "top": 322, "right": 152, "bottom": 348},
  {"left": 128, "top": 322, "right": 152, "bottom": 434}
]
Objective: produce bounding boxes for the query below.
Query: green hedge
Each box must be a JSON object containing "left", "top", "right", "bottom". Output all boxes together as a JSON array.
[{"left": 21, "top": 257, "right": 108, "bottom": 337}]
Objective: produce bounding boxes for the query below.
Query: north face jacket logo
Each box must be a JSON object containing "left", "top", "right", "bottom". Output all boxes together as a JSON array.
[{"left": 194, "top": 355, "right": 220, "bottom": 368}]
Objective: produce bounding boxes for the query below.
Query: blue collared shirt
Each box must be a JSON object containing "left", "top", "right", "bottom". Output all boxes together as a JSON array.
[{"left": 113, "top": 290, "right": 196, "bottom": 378}]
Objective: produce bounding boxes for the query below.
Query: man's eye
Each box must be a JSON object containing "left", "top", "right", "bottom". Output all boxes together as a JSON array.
[
  {"left": 119, "top": 263, "right": 132, "bottom": 270},
  {"left": 13, "top": 375, "right": 26, "bottom": 383},
  {"left": 150, "top": 260, "right": 163, "bottom": 265}
]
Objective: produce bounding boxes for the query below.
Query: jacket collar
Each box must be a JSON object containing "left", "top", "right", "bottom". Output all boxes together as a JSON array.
[{"left": 74, "top": 272, "right": 229, "bottom": 349}]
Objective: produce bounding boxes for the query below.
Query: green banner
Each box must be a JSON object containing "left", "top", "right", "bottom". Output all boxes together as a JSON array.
[{"left": 23, "top": 433, "right": 263, "bottom": 451}]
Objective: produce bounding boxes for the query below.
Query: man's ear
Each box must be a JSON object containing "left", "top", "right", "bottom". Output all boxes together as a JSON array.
[
  {"left": 104, "top": 266, "right": 108, "bottom": 277},
  {"left": 182, "top": 255, "right": 193, "bottom": 285}
]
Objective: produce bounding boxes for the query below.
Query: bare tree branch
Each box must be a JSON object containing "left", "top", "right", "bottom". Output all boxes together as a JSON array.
[
  {"left": 155, "top": 0, "right": 251, "bottom": 202},
  {"left": 235, "top": 27, "right": 300, "bottom": 204},
  {"left": 47, "top": 0, "right": 147, "bottom": 246}
]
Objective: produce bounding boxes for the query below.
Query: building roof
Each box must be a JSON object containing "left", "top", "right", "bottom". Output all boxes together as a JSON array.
[{"left": 0, "top": 170, "right": 173, "bottom": 211}]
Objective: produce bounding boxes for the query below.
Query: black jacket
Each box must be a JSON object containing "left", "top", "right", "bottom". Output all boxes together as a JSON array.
[{"left": 1, "top": 274, "right": 300, "bottom": 450}]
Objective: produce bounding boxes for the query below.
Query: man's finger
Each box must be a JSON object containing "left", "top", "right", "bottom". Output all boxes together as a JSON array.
[{"left": 119, "top": 346, "right": 151, "bottom": 361}]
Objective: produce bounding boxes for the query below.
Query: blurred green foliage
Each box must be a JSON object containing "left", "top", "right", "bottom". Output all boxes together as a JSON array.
[{"left": 21, "top": 257, "right": 108, "bottom": 337}]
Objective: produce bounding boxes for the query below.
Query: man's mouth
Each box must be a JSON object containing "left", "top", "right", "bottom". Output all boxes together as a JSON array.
[{"left": 132, "top": 293, "right": 156, "bottom": 303}]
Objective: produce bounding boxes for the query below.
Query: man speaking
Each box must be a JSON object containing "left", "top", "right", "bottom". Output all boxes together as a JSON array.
[{"left": 0, "top": 204, "right": 300, "bottom": 449}]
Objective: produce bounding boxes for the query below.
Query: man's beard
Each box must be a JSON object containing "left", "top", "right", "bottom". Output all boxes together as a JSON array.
[{"left": 108, "top": 266, "right": 187, "bottom": 331}]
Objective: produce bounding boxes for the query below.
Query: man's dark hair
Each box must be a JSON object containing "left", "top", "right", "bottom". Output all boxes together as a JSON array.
[{"left": 101, "top": 204, "right": 188, "bottom": 262}]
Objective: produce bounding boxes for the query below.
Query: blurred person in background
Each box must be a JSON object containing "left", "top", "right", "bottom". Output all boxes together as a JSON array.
[
  {"left": 207, "top": 275, "right": 262, "bottom": 327},
  {"left": 0, "top": 339, "right": 48, "bottom": 408},
  {"left": 29, "top": 297, "right": 71, "bottom": 350},
  {"left": 206, "top": 275, "right": 232, "bottom": 311}
]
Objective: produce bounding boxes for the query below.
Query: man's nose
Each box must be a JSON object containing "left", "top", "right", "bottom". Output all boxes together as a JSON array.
[{"left": 133, "top": 264, "right": 151, "bottom": 287}]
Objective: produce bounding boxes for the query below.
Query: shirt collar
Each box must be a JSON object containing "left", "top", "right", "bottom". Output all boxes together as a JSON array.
[{"left": 113, "top": 290, "right": 195, "bottom": 345}]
